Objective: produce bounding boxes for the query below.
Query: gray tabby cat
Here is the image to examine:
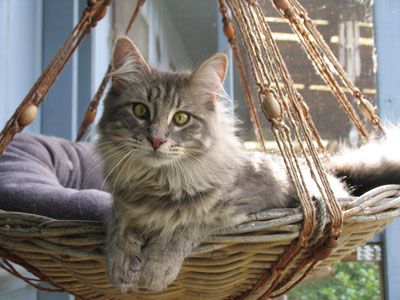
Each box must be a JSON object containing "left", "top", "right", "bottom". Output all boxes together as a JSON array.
[{"left": 97, "top": 36, "right": 400, "bottom": 292}]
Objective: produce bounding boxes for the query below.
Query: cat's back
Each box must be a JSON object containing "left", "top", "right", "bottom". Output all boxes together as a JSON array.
[{"left": 226, "top": 151, "right": 295, "bottom": 211}]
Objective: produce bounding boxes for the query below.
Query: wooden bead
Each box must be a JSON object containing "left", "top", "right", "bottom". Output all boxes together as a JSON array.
[
  {"left": 353, "top": 89, "right": 362, "bottom": 98},
  {"left": 86, "top": 110, "right": 96, "bottom": 123},
  {"left": 19, "top": 104, "right": 37, "bottom": 126},
  {"left": 261, "top": 93, "right": 282, "bottom": 119},
  {"left": 312, "top": 245, "right": 332, "bottom": 261},
  {"left": 273, "top": 0, "right": 290, "bottom": 11},
  {"left": 223, "top": 22, "right": 235, "bottom": 40},
  {"left": 94, "top": 6, "right": 108, "bottom": 22},
  {"left": 312, "top": 238, "right": 338, "bottom": 261},
  {"left": 324, "top": 237, "right": 339, "bottom": 248},
  {"left": 359, "top": 99, "right": 375, "bottom": 119},
  {"left": 284, "top": 7, "right": 295, "bottom": 19}
]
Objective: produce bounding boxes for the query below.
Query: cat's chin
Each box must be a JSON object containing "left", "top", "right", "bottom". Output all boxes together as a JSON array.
[{"left": 141, "top": 152, "right": 175, "bottom": 168}]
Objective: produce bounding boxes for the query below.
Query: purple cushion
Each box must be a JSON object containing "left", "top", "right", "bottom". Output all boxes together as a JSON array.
[{"left": 0, "top": 133, "right": 111, "bottom": 221}]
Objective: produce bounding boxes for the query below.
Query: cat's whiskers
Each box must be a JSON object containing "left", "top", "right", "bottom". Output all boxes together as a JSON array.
[
  {"left": 125, "top": 150, "right": 136, "bottom": 185},
  {"left": 97, "top": 146, "right": 132, "bottom": 169},
  {"left": 112, "top": 149, "right": 135, "bottom": 194},
  {"left": 105, "top": 148, "right": 136, "bottom": 222},
  {"left": 101, "top": 147, "right": 131, "bottom": 190},
  {"left": 82, "top": 143, "right": 128, "bottom": 189}
]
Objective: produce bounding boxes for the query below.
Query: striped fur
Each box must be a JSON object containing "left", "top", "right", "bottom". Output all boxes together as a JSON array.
[{"left": 96, "top": 37, "right": 399, "bottom": 292}]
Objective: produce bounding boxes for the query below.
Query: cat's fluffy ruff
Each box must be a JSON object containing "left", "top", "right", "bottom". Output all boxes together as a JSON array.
[{"left": 97, "top": 36, "right": 398, "bottom": 292}]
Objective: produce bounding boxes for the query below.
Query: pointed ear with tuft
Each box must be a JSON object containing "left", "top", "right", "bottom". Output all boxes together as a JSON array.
[
  {"left": 111, "top": 36, "right": 150, "bottom": 84},
  {"left": 190, "top": 53, "right": 228, "bottom": 102}
]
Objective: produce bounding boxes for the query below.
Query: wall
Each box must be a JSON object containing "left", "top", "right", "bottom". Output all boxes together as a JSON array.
[
  {"left": 0, "top": 0, "right": 43, "bottom": 133},
  {"left": 114, "top": 0, "right": 193, "bottom": 70}
]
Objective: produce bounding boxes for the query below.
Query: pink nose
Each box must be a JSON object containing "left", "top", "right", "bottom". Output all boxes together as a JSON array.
[{"left": 148, "top": 137, "right": 166, "bottom": 150}]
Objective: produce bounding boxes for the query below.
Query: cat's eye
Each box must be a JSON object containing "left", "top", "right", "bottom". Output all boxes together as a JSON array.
[
  {"left": 173, "top": 112, "right": 190, "bottom": 126},
  {"left": 132, "top": 103, "right": 149, "bottom": 119}
]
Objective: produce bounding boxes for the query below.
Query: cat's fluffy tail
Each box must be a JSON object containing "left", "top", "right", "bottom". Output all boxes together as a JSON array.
[{"left": 329, "top": 127, "right": 400, "bottom": 196}]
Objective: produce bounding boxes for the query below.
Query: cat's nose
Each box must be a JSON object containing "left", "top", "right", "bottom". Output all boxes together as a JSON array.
[{"left": 147, "top": 137, "right": 166, "bottom": 150}]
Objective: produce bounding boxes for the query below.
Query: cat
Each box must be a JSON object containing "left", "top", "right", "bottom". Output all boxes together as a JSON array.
[{"left": 96, "top": 36, "right": 400, "bottom": 292}]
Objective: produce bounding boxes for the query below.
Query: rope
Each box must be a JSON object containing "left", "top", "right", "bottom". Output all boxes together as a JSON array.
[
  {"left": 221, "top": 0, "right": 346, "bottom": 298},
  {"left": 0, "top": 0, "right": 111, "bottom": 155},
  {"left": 280, "top": 0, "right": 385, "bottom": 136},
  {"left": 76, "top": 0, "right": 146, "bottom": 141},
  {"left": 0, "top": 260, "right": 63, "bottom": 292},
  {"left": 219, "top": 0, "right": 267, "bottom": 151},
  {"left": 0, "top": 247, "right": 68, "bottom": 294}
]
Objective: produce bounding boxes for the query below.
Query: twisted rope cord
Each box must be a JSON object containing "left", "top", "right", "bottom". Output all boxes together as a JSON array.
[
  {"left": 223, "top": 0, "right": 346, "bottom": 298},
  {"left": 251, "top": 0, "right": 343, "bottom": 240},
  {"left": 227, "top": 2, "right": 315, "bottom": 299},
  {"left": 244, "top": 0, "right": 336, "bottom": 236},
  {"left": 282, "top": 0, "right": 385, "bottom": 135},
  {"left": 0, "top": 259, "right": 64, "bottom": 292},
  {"left": 290, "top": 0, "right": 383, "bottom": 132},
  {"left": 290, "top": 14, "right": 370, "bottom": 138},
  {"left": 219, "top": 1, "right": 267, "bottom": 151},
  {"left": 0, "top": 0, "right": 111, "bottom": 155},
  {"left": 76, "top": 0, "right": 146, "bottom": 141},
  {"left": 252, "top": 2, "right": 344, "bottom": 296},
  {"left": 0, "top": 247, "right": 70, "bottom": 294}
]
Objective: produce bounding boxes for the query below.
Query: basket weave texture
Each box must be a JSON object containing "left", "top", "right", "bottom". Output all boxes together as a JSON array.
[{"left": 1, "top": 184, "right": 399, "bottom": 300}]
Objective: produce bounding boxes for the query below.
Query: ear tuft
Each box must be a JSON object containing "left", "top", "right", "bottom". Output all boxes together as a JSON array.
[
  {"left": 190, "top": 53, "right": 228, "bottom": 101},
  {"left": 111, "top": 36, "right": 150, "bottom": 77}
]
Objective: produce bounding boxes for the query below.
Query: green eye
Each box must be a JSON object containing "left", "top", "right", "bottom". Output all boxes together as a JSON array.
[
  {"left": 133, "top": 103, "right": 148, "bottom": 119},
  {"left": 174, "top": 112, "right": 190, "bottom": 126}
]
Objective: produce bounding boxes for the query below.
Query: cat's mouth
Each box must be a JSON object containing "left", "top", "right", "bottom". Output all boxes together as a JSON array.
[
  {"left": 143, "top": 150, "right": 175, "bottom": 167},
  {"left": 147, "top": 151, "right": 167, "bottom": 158}
]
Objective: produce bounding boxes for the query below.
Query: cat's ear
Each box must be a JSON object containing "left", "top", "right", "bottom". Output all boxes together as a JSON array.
[
  {"left": 190, "top": 53, "right": 228, "bottom": 101},
  {"left": 111, "top": 37, "right": 150, "bottom": 83}
]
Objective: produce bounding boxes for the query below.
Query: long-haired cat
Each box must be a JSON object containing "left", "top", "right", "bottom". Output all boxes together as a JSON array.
[{"left": 97, "top": 36, "right": 400, "bottom": 292}]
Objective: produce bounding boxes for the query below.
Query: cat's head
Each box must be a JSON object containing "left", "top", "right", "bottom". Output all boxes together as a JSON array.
[{"left": 98, "top": 36, "right": 230, "bottom": 169}]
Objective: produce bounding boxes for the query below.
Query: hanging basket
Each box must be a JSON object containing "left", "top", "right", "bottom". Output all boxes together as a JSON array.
[
  {"left": 0, "top": 0, "right": 397, "bottom": 299},
  {"left": 0, "top": 185, "right": 399, "bottom": 299}
]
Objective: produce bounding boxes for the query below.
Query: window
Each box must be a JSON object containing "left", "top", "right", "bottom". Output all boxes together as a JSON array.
[{"left": 234, "top": 0, "right": 376, "bottom": 146}]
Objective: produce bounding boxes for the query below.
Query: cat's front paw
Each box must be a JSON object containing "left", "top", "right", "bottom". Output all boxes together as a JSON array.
[
  {"left": 107, "top": 250, "right": 143, "bottom": 293},
  {"left": 139, "top": 259, "right": 181, "bottom": 292}
]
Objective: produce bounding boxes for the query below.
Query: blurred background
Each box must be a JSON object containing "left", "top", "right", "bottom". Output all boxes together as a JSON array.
[{"left": 1, "top": 0, "right": 399, "bottom": 299}]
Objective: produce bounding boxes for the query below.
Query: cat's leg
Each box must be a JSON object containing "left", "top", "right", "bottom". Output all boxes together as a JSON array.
[
  {"left": 139, "top": 230, "right": 200, "bottom": 291},
  {"left": 105, "top": 212, "right": 143, "bottom": 292}
]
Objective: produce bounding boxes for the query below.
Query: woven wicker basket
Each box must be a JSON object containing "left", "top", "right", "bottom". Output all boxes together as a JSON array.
[{"left": 1, "top": 184, "right": 399, "bottom": 300}]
